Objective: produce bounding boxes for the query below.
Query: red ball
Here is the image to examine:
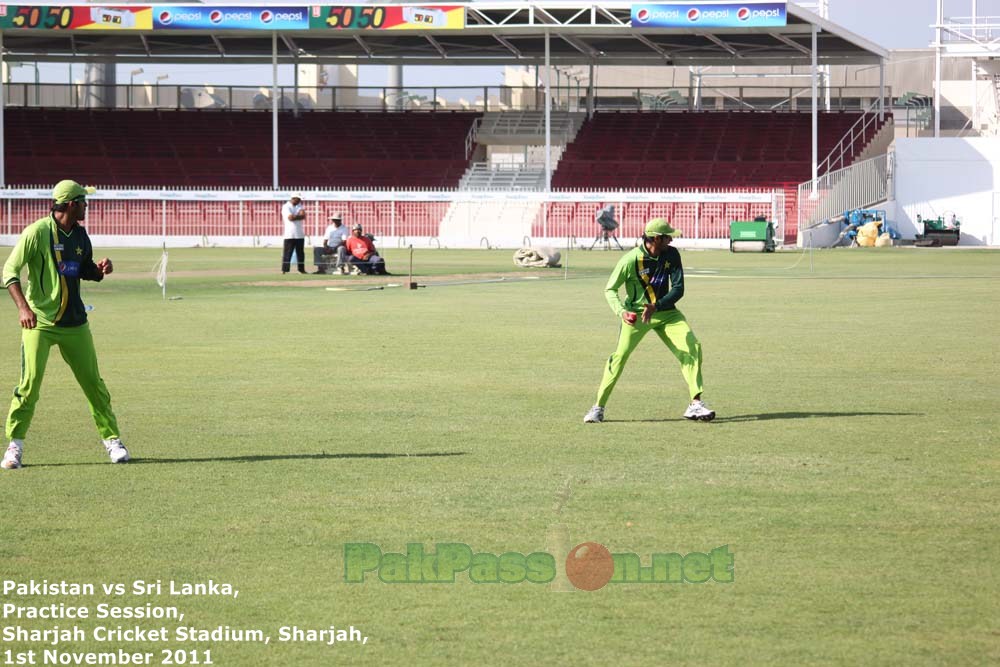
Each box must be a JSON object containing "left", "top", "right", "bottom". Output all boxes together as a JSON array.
[{"left": 565, "top": 542, "right": 614, "bottom": 591}]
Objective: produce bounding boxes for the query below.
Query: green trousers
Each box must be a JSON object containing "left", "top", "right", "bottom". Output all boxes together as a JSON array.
[
  {"left": 6, "top": 323, "right": 120, "bottom": 441},
  {"left": 595, "top": 309, "right": 704, "bottom": 407}
]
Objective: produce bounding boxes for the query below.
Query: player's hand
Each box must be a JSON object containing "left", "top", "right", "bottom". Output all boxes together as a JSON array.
[
  {"left": 641, "top": 304, "right": 656, "bottom": 324},
  {"left": 622, "top": 311, "right": 637, "bottom": 326},
  {"left": 18, "top": 306, "right": 36, "bottom": 329},
  {"left": 96, "top": 258, "right": 114, "bottom": 276}
]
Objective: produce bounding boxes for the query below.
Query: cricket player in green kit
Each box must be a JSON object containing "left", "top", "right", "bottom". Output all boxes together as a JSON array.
[
  {"left": 0, "top": 180, "right": 129, "bottom": 469},
  {"left": 584, "top": 218, "right": 715, "bottom": 423}
]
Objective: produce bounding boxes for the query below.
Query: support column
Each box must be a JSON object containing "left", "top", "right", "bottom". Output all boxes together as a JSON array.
[
  {"left": 879, "top": 59, "right": 885, "bottom": 121},
  {"left": 935, "top": 0, "right": 942, "bottom": 138},
  {"left": 811, "top": 25, "right": 818, "bottom": 196},
  {"left": 0, "top": 32, "right": 5, "bottom": 188},
  {"left": 272, "top": 32, "right": 279, "bottom": 190},
  {"left": 586, "top": 63, "right": 595, "bottom": 119},
  {"left": 972, "top": 0, "right": 979, "bottom": 132},
  {"left": 544, "top": 28, "right": 551, "bottom": 193}
]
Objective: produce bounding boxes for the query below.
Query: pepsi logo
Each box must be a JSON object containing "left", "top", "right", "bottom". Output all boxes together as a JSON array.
[
  {"left": 209, "top": 10, "right": 223, "bottom": 23},
  {"left": 738, "top": 7, "right": 751, "bottom": 21},
  {"left": 158, "top": 10, "right": 172, "bottom": 24},
  {"left": 687, "top": 8, "right": 700, "bottom": 21},
  {"left": 636, "top": 8, "right": 650, "bottom": 23},
  {"left": 260, "top": 10, "right": 273, "bottom": 23}
]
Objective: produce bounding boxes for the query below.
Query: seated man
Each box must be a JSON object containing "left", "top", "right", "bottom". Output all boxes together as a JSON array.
[
  {"left": 314, "top": 213, "right": 350, "bottom": 274},
  {"left": 344, "top": 224, "right": 389, "bottom": 275}
]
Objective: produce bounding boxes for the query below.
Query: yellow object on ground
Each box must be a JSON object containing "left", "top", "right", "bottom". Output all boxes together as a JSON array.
[{"left": 856, "top": 221, "right": 883, "bottom": 247}]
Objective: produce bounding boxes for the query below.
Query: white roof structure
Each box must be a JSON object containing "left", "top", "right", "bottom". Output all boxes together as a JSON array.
[{"left": 0, "top": 2, "right": 887, "bottom": 67}]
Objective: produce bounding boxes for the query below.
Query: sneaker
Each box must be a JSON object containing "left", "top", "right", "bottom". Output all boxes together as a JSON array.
[
  {"left": 583, "top": 406, "right": 605, "bottom": 423},
  {"left": 683, "top": 399, "right": 716, "bottom": 422},
  {"left": 1, "top": 441, "right": 22, "bottom": 470},
  {"left": 350, "top": 266, "right": 362, "bottom": 276},
  {"left": 339, "top": 266, "right": 349, "bottom": 275},
  {"left": 103, "top": 438, "right": 130, "bottom": 464}
]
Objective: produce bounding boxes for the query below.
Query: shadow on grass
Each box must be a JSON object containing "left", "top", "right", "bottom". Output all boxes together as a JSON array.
[
  {"left": 27, "top": 451, "right": 467, "bottom": 468},
  {"left": 607, "top": 411, "right": 923, "bottom": 424},
  {"left": 714, "top": 411, "right": 923, "bottom": 423}
]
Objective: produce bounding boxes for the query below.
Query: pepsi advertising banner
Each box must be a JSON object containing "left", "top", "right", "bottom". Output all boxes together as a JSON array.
[
  {"left": 153, "top": 6, "right": 309, "bottom": 30},
  {"left": 631, "top": 2, "right": 787, "bottom": 28}
]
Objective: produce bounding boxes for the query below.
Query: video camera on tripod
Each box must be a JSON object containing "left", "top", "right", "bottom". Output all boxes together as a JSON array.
[{"left": 591, "top": 205, "right": 623, "bottom": 250}]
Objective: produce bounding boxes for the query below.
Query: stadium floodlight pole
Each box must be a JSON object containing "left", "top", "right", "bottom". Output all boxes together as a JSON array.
[
  {"left": 544, "top": 27, "right": 551, "bottom": 193},
  {"left": 810, "top": 24, "right": 818, "bottom": 197},
  {"left": 129, "top": 67, "right": 143, "bottom": 109},
  {"left": 272, "top": 32, "right": 279, "bottom": 190},
  {"left": 155, "top": 74, "right": 168, "bottom": 108}
]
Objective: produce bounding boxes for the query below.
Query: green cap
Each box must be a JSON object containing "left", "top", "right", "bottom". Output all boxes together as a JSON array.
[
  {"left": 52, "top": 180, "right": 95, "bottom": 204},
  {"left": 644, "top": 218, "right": 682, "bottom": 238}
]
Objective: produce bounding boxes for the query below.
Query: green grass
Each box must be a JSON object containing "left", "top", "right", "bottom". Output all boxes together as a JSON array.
[{"left": 2, "top": 246, "right": 998, "bottom": 665}]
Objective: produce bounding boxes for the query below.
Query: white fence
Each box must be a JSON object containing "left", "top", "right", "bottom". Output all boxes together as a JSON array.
[{"left": 0, "top": 188, "right": 786, "bottom": 249}]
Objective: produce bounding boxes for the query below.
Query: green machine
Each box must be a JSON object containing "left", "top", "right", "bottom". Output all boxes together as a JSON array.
[
  {"left": 915, "top": 214, "right": 961, "bottom": 246},
  {"left": 729, "top": 219, "right": 777, "bottom": 253}
]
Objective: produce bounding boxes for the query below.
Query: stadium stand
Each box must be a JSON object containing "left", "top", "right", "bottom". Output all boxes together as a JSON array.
[
  {"left": 551, "top": 110, "right": 890, "bottom": 190},
  {"left": 4, "top": 109, "right": 480, "bottom": 189}
]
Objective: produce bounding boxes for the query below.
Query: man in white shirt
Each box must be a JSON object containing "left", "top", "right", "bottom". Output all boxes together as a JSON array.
[
  {"left": 281, "top": 194, "right": 307, "bottom": 274},
  {"left": 314, "top": 213, "right": 351, "bottom": 274}
]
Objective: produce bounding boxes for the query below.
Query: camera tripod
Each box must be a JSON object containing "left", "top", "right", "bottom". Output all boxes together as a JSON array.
[{"left": 590, "top": 229, "right": 624, "bottom": 250}]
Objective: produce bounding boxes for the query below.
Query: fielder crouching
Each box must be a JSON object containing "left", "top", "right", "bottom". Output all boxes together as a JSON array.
[{"left": 584, "top": 218, "right": 715, "bottom": 424}]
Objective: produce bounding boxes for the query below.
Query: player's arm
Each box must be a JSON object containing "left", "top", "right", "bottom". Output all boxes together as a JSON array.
[
  {"left": 3, "top": 230, "right": 37, "bottom": 328},
  {"left": 655, "top": 248, "right": 685, "bottom": 311},
  {"left": 79, "top": 238, "right": 108, "bottom": 281},
  {"left": 604, "top": 254, "right": 633, "bottom": 322},
  {"left": 6, "top": 283, "right": 35, "bottom": 329}
]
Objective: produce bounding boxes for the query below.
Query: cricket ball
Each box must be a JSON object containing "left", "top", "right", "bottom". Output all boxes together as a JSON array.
[{"left": 565, "top": 542, "right": 614, "bottom": 591}]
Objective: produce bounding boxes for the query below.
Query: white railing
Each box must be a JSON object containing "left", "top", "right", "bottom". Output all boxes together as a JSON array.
[
  {"left": 797, "top": 153, "right": 891, "bottom": 234},
  {"left": 0, "top": 187, "right": 786, "bottom": 249},
  {"left": 817, "top": 105, "right": 886, "bottom": 175}
]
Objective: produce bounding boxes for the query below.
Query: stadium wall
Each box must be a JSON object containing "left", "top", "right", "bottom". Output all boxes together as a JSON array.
[
  {"left": 0, "top": 189, "right": 785, "bottom": 250},
  {"left": 892, "top": 138, "right": 1000, "bottom": 245}
]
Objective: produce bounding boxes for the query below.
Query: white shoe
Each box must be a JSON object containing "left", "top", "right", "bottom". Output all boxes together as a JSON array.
[
  {"left": 350, "top": 266, "right": 362, "bottom": 275},
  {"left": 684, "top": 399, "right": 716, "bottom": 422},
  {"left": 583, "top": 406, "right": 605, "bottom": 423},
  {"left": 339, "top": 266, "right": 349, "bottom": 275},
  {"left": 1, "top": 441, "right": 22, "bottom": 469},
  {"left": 103, "top": 438, "right": 130, "bottom": 463}
]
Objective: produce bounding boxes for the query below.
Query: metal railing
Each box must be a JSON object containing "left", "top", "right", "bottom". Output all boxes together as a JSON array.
[
  {"left": 798, "top": 153, "right": 891, "bottom": 232},
  {"left": 1, "top": 82, "right": 892, "bottom": 114},
  {"left": 817, "top": 104, "right": 886, "bottom": 175}
]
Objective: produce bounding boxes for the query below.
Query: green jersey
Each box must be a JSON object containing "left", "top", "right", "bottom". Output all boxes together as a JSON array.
[
  {"left": 2, "top": 215, "right": 104, "bottom": 328},
  {"left": 604, "top": 245, "right": 685, "bottom": 317}
]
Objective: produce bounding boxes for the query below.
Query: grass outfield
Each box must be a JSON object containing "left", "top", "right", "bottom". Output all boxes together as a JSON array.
[{"left": 1, "top": 246, "right": 998, "bottom": 665}]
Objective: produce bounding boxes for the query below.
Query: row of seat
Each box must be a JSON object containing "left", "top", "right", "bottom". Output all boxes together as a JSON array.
[{"left": 5, "top": 109, "right": 481, "bottom": 188}]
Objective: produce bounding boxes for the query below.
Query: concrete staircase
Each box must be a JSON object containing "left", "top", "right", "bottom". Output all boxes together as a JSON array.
[
  {"left": 458, "top": 162, "right": 548, "bottom": 191},
  {"left": 473, "top": 110, "right": 587, "bottom": 146}
]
